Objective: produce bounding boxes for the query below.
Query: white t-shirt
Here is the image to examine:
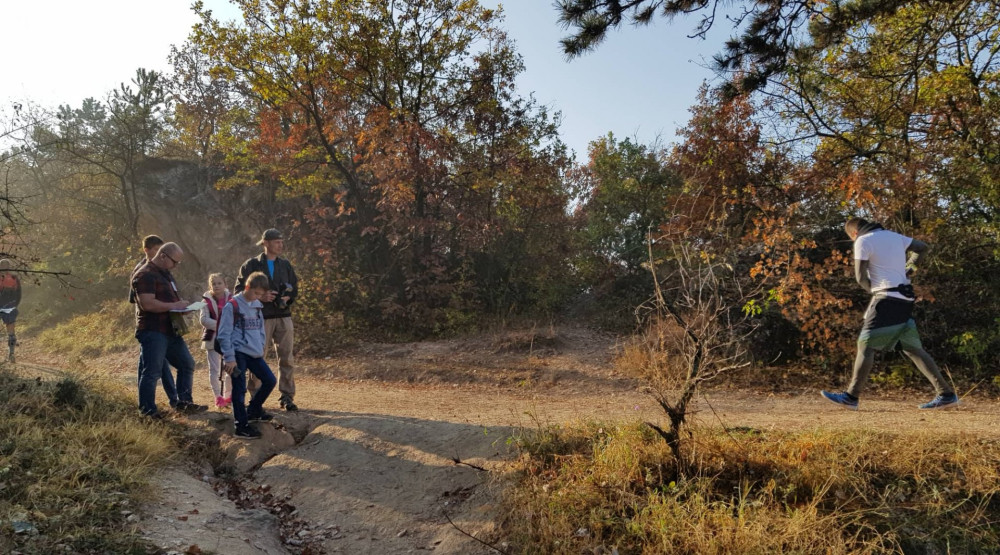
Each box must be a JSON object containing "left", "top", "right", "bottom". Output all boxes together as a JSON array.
[{"left": 854, "top": 229, "right": 912, "bottom": 300}]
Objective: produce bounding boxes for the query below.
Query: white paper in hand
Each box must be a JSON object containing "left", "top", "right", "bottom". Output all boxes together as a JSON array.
[{"left": 170, "top": 301, "right": 207, "bottom": 313}]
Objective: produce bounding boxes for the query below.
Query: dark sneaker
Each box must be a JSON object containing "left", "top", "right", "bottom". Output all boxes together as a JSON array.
[
  {"left": 177, "top": 401, "right": 208, "bottom": 414},
  {"left": 144, "top": 412, "right": 165, "bottom": 421},
  {"left": 919, "top": 393, "right": 960, "bottom": 410},
  {"left": 234, "top": 424, "right": 261, "bottom": 439},
  {"left": 280, "top": 399, "right": 299, "bottom": 411},
  {"left": 249, "top": 411, "right": 274, "bottom": 422},
  {"left": 821, "top": 390, "right": 859, "bottom": 410}
]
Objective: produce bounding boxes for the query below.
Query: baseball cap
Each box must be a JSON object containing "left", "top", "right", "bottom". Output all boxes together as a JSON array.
[{"left": 257, "top": 228, "right": 283, "bottom": 245}]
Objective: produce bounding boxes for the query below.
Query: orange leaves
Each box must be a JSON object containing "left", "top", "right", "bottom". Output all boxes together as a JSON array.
[{"left": 835, "top": 171, "right": 877, "bottom": 208}]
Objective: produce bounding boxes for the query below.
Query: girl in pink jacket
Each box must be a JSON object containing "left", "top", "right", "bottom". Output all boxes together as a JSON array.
[{"left": 200, "top": 273, "right": 233, "bottom": 408}]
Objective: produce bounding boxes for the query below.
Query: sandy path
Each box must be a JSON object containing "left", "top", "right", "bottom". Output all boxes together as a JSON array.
[
  {"left": 210, "top": 376, "right": 999, "bottom": 554},
  {"left": 15, "top": 327, "right": 1000, "bottom": 554},
  {"left": 257, "top": 377, "right": 1000, "bottom": 437}
]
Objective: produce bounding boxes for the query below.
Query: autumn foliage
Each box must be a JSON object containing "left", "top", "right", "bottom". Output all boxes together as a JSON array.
[
  {"left": 186, "top": 0, "right": 573, "bottom": 335},
  {"left": 0, "top": 0, "right": 940, "bottom": 377}
]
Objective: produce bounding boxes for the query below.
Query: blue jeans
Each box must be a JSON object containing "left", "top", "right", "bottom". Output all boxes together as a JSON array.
[
  {"left": 231, "top": 352, "right": 276, "bottom": 427},
  {"left": 137, "top": 353, "right": 178, "bottom": 406},
  {"left": 136, "top": 330, "right": 195, "bottom": 415}
]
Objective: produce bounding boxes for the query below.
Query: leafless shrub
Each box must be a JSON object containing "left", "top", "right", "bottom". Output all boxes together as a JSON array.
[{"left": 632, "top": 237, "right": 759, "bottom": 469}]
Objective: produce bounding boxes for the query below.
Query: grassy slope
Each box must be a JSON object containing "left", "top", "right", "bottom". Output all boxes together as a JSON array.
[
  {"left": 35, "top": 300, "right": 138, "bottom": 359},
  {"left": 0, "top": 367, "right": 178, "bottom": 553}
]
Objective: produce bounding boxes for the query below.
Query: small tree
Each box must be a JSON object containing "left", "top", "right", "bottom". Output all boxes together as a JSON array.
[
  {"left": 36, "top": 68, "right": 169, "bottom": 241},
  {"left": 633, "top": 237, "right": 758, "bottom": 470}
]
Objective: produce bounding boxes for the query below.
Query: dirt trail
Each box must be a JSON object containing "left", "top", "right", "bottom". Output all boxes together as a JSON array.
[
  {"left": 167, "top": 379, "right": 1000, "bottom": 554},
  {"left": 16, "top": 326, "right": 1000, "bottom": 554}
]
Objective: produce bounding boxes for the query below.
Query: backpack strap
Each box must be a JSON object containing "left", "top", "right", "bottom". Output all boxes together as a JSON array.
[
  {"left": 228, "top": 298, "right": 245, "bottom": 337},
  {"left": 229, "top": 297, "right": 241, "bottom": 318}
]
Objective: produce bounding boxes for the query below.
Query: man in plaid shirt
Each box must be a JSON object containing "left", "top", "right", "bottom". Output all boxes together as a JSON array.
[
  {"left": 130, "top": 234, "right": 179, "bottom": 406},
  {"left": 132, "top": 242, "right": 206, "bottom": 418}
]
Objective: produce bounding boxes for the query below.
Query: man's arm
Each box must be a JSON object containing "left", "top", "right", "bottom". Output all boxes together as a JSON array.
[
  {"left": 854, "top": 259, "right": 872, "bottom": 293},
  {"left": 128, "top": 259, "right": 146, "bottom": 303},
  {"left": 284, "top": 261, "right": 298, "bottom": 305},
  {"left": 234, "top": 260, "right": 251, "bottom": 294},
  {"left": 905, "top": 238, "right": 929, "bottom": 276},
  {"left": 217, "top": 302, "right": 237, "bottom": 364},
  {"left": 133, "top": 272, "right": 188, "bottom": 312},
  {"left": 137, "top": 293, "right": 188, "bottom": 313}
]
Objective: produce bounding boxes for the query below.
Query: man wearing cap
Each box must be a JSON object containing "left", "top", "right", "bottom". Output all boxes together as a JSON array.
[
  {"left": 235, "top": 229, "right": 300, "bottom": 411},
  {"left": 0, "top": 259, "right": 21, "bottom": 363}
]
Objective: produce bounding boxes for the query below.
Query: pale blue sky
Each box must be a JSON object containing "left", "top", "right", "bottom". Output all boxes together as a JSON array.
[
  {"left": 497, "top": 2, "right": 723, "bottom": 158},
  {"left": 1, "top": 0, "right": 725, "bottom": 160}
]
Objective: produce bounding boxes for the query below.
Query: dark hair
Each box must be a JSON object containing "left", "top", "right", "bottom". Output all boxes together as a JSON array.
[
  {"left": 247, "top": 271, "right": 270, "bottom": 290},
  {"left": 143, "top": 234, "right": 164, "bottom": 249}
]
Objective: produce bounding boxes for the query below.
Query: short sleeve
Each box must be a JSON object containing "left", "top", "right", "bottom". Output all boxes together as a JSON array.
[
  {"left": 132, "top": 271, "right": 158, "bottom": 296},
  {"left": 853, "top": 236, "right": 870, "bottom": 261}
]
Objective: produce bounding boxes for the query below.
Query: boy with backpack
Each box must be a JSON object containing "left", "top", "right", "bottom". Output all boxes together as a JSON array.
[{"left": 217, "top": 271, "right": 277, "bottom": 439}]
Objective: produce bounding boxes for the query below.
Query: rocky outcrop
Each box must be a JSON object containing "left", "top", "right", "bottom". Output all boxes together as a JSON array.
[{"left": 134, "top": 158, "right": 299, "bottom": 299}]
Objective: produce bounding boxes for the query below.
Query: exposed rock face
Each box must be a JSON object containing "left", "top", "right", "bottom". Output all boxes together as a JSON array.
[{"left": 135, "top": 159, "right": 300, "bottom": 299}]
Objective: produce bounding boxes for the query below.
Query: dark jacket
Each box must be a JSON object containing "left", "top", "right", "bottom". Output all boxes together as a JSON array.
[
  {"left": 128, "top": 257, "right": 147, "bottom": 304},
  {"left": 235, "top": 253, "right": 298, "bottom": 320}
]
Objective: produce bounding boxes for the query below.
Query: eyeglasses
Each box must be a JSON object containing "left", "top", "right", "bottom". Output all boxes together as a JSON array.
[{"left": 164, "top": 253, "right": 181, "bottom": 265}]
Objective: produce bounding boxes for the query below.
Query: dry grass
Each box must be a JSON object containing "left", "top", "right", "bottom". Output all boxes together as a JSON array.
[
  {"left": 614, "top": 332, "right": 683, "bottom": 387},
  {"left": 501, "top": 422, "right": 1000, "bottom": 554},
  {"left": 36, "top": 300, "right": 137, "bottom": 358},
  {"left": 491, "top": 323, "right": 561, "bottom": 355},
  {"left": 0, "top": 366, "right": 177, "bottom": 553}
]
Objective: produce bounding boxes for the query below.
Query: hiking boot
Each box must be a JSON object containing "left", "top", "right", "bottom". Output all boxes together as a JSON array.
[
  {"left": 919, "top": 392, "right": 960, "bottom": 410},
  {"left": 280, "top": 399, "right": 299, "bottom": 411},
  {"left": 821, "top": 390, "right": 859, "bottom": 410},
  {"left": 143, "top": 412, "right": 165, "bottom": 422},
  {"left": 249, "top": 411, "right": 274, "bottom": 422},
  {"left": 234, "top": 424, "right": 261, "bottom": 440},
  {"left": 176, "top": 401, "right": 208, "bottom": 414}
]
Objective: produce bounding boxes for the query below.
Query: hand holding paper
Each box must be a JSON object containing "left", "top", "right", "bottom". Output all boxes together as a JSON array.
[{"left": 170, "top": 300, "right": 207, "bottom": 313}]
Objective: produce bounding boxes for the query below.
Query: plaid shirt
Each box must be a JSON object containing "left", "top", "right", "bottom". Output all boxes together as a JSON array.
[
  {"left": 132, "top": 261, "right": 180, "bottom": 335},
  {"left": 128, "top": 257, "right": 147, "bottom": 304}
]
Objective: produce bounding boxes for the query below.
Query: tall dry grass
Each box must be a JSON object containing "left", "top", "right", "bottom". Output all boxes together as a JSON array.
[
  {"left": 501, "top": 422, "right": 1000, "bottom": 553},
  {"left": 0, "top": 366, "right": 176, "bottom": 553},
  {"left": 35, "top": 299, "right": 137, "bottom": 358}
]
